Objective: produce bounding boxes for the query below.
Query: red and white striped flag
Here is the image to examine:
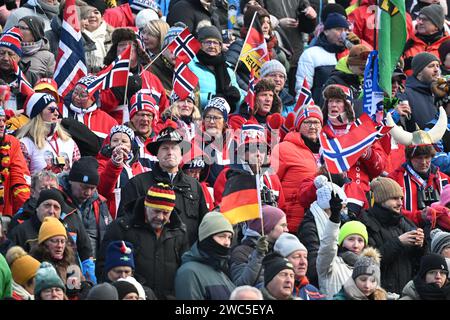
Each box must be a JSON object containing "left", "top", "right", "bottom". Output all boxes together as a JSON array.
[{"left": 173, "top": 59, "right": 198, "bottom": 101}]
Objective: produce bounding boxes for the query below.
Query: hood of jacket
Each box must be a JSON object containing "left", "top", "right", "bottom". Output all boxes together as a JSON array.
[
  {"left": 181, "top": 242, "right": 209, "bottom": 265},
  {"left": 283, "top": 131, "right": 313, "bottom": 150},
  {"left": 406, "top": 76, "right": 433, "bottom": 95},
  {"left": 336, "top": 56, "right": 352, "bottom": 74},
  {"left": 401, "top": 280, "right": 420, "bottom": 300}
]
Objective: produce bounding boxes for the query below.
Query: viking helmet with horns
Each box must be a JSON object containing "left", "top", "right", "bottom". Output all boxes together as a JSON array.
[{"left": 386, "top": 107, "right": 447, "bottom": 148}]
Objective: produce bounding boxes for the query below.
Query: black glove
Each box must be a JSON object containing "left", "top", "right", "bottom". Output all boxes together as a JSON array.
[
  {"left": 223, "top": 86, "right": 240, "bottom": 110},
  {"left": 256, "top": 236, "right": 269, "bottom": 255},
  {"left": 329, "top": 192, "right": 343, "bottom": 224}
]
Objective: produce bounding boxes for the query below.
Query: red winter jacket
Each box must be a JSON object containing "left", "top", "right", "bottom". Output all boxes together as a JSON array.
[
  {"left": 103, "top": 4, "right": 135, "bottom": 28},
  {"left": 0, "top": 135, "right": 30, "bottom": 216},
  {"left": 63, "top": 107, "right": 118, "bottom": 139},
  {"left": 100, "top": 69, "right": 168, "bottom": 124},
  {"left": 389, "top": 164, "right": 450, "bottom": 226},
  {"left": 200, "top": 182, "right": 215, "bottom": 210},
  {"left": 322, "top": 123, "right": 385, "bottom": 193},
  {"left": 270, "top": 131, "right": 319, "bottom": 233}
]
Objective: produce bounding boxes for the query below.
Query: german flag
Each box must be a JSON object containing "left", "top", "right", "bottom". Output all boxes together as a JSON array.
[
  {"left": 221, "top": 173, "right": 260, "bottom": 225},
  {"left": 239, "top": 12, "right": 269, "bottom": 78}
]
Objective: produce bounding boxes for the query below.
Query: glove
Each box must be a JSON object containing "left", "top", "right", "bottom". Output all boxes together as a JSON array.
[
  {"left": 346, "top": 32, "right": 361, "bottom": 45},
  {"left": 81, "top": 258, "right": 97, "bottom": 285},
  {"left": 256, "top": 236, "right": 269, "bottom": 255},
  {"left": 127, "top": 73, "right": 142, "bottom": 99},
  {"left": 329, "top": 192, "right": 343, "bottom": 224},
  {"left": 223, "top": 86, "right": 241, "bottom": 109},
  {"left": 314, "top": 175, "right": 329, "bottom": 189},
  {"left": 267, "top": 113, "right": 284, "bottom": 131}
]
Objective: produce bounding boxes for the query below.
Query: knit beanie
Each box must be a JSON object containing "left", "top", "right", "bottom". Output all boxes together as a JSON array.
[
  {"left": 117, "top": 276, "right": 146, "bottom": 299},
  {"left": 260, "top": 60, "right": 287, "bottom": 79},
  {"left": 36, "top": 188, "right": 65, "bottom": 210},
  {"left": 162, "top": 23, "right": 185, "bottom": 48},
  {"left": 203, "top": 97, "right": 230, "bottom": 122},
  {"left": 370, "top": 177, "right": 404, "bottom": 204},
  {"left": 438, "top": 40, "right": 450, "bottom": 64},
  {"left": 86, "top": 283, "right": 118, "bottom": 300},
  {"left": 109, "top": 125, "right": 135, "bottom": 144},
  {"left": 439, "top": 184, "right": 450, "bottom": 206},
  {"left": 135, "top": 9, "right": 159, "bottom": 30},
  {"left": 34, "top": 261, "right": 65, "bottom": 297},
  {"left": 352, "top": 247, "right": 381, "bottom": 284},
  {"left": 347, "top": 44, "right": 371, "bottom": 67},
  {"left": 129, "top": 92, "right": 159, "bottom": 120},
  {"left": 84, "top": 0, "right": 107, "bottom": 15},
  {"left": 294, "top": 104, "right": 323, "bottom": 130},
  {"left": 0, "top": 27, "right": 22, "bottom": 57},
  {"left": 321, "top": 3, "right": 347, "bottom": 21},
  {"left": 75, "top": 74, "right": 99, "bottom": 101},
  {"left": 112, "top": 280, "right": 138, "bottom": 300},
  {"left": 170, "top": 90, "right": 196, "bottom": 104},
  {"left": 338, "top": 221, "right": 368, "bottom": 246},
  {"left": 198, "top": 211, "right": 234, "bottom": 242},
  {"left": 19, "top": 15, "right": 45, "bottom": 41},
  {"left": 412, "top": 52, "right": 440, "bottom": 77},
  {"left": 68, "top": 156, "right": 99, "bottom": 186},
  {"left": 274, "top": 233, "right": 307, "bottom": 258},
  {"left": 420, "top": 4, "right": 445, "bottom": 30},
  {"left": 38, "top": 217, "right": 67, "bottom": 244},
  {"left": 104, "top": 241, "right": 135, "bottom": 274},
  {"left": 24, "top": 93, "right": 56, "bottom": 119},
  {"left": 246, "top": 205, "right": 285, "bottom": 235},
  {"left": 144, "top": 183, "right": 176, "bottom": 212},
  {"left": 314, "top": 175, "right": 347, "bottom": 210},
  {"left": 262, "top": 252, "right": 294, "bottom": 286},
  {"left": 323, "top": 13, "right": 349, "bottom": 30},
  {"left": 197, "top": 25, "right": 222, "bottom": 43},
  {"left": 430, "top": 228, "right": 450, "bottom": 255},
  {"left": 417, "top": 253, "right": 449, "bottom": 279},
  {"left": 5, "top": 246, "right": 40, "bottom": 287},
  {"left": 128, "top": 0, "right": 159, "bottom": 14}
]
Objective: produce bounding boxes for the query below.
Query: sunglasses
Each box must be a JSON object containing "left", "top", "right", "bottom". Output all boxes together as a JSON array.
[{"left": 48, "top": 106, "right": 59, "bottom": 114}]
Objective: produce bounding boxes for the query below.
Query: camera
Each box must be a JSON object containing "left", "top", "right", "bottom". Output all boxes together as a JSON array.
[
  {"left": 53, "top": 156, "right": 66, "bottom": 167},
  {"left": 100, "top": 145, "right": 114, "bottom": 158},
  {"left": 260, "top": 186, "right": 278, "bottom": 207},
  {"left": 417, "top": 186, "right": 440, "bottom": 210}
]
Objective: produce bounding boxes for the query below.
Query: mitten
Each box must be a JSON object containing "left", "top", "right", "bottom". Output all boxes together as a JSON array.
[
  {"left": 81, "top": 258, "right": 97, "bottom": 285},
  {"left": 314, "top": 175, "right": 329, "bottom": 189},
  {"left": 267, "top": 113, "right": 284, "bottom": 131},
  {"left": 224, "top": 86, "right": 241, "bottom": 108}
]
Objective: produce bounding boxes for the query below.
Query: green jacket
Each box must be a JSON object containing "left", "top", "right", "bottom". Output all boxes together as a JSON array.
[{"left": 0, "top": 254, "right": 12, "bottom": 299}]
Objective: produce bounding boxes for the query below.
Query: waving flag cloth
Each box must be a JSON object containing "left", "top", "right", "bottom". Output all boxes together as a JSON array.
[
  {"left": 53, "top": 0, "right": 87, "bottom": 97},
  {"left": 320, "top": 113, "right": 391, "bottom": 174},
  {"left": 167, "top": 27, "right": 201, "bottom": 64},
  {"left": 362, "top": 50, "right": 384, "bottom": 123},
  {"left": 85, "top": 45, "right": 131, "bottom": 97},
  {"left": 293, "top": 78, "right": 316, "bottom": 128},
  {"left": 378, "top": 0, "right": 407, "bottom": 97},
  {"left": 238, "top": 11, "right": 269, "bottom": 78},
  {"left": 172, "top": 59, "right": 198, "bottom": 100},
  {"left": 244, "top": 68, "right": 257, "bottom": 112},
  {"left": 10, "top": 58, "right": 34, "bottom": 97}
]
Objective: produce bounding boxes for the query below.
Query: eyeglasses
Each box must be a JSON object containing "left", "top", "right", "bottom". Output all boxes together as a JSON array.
[
  {"left": 427, "top": 270, "right": 449, "bottom": 277},
  {"left": 204, "top": 115, "right": 223, "bottom": 122},
  {"left": 48, "top": 238, "right": 66, "bottom": 245},
  {"left": 202, "top": 40, "right": 221, "bottom": 47},
  {"left": 302, "top": 120, "right": 321, "bottom": 127},
  {"left": 47, "top": 106, "right": 59, "bottom": 114}
]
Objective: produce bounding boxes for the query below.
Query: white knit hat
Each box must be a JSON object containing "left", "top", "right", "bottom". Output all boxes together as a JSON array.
[
  {"left": 430, "top": 228, "right": 450, "bottom": 255},
  {"left": 260, "top": 59, "right": 287, "bottom": 79},
  {"left": 314, "top": 175, "right": 347, "bottom": 210},
  {"left": 274, "top": 233, "right": 307, "bottom": 258},
  {"left": 135, "top": 9, "right": 159, "bottom": 29}
]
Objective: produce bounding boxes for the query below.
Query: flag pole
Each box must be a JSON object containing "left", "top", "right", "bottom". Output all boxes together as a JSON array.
[
  {"left": 123, "top": 45, "right": 132, "bottom": 107},
  {"left": 139, "top": 46, "right": 168, "bottom": 76},
  {"left": 234, "top": 11, "right": 258, "bottom": 74},
  {"left": 255, "top": 160, "right": 264, "bottom": 236}
]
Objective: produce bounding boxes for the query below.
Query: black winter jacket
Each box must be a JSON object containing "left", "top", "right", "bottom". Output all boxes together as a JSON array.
[
  {"left": 119, "top": 163, "right": 208, "bottom": 246},
  {"left": 297, "top": 208, "right": 320, "bottom": 288},
  {"left": 359, "top": 204, "right": 424, "bottom": 294}
]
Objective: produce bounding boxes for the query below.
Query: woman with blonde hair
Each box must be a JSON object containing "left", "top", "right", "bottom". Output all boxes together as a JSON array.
[
  {"left": 141, "top": 19, "right": 170, "bottom": 58},
  {"left": 16, "top": 93, "right": 80, "bottom": 175}
]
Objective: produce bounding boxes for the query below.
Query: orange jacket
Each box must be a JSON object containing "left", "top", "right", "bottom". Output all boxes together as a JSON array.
[
  {"left": 0, "top": 135, "right": 30, "bottom": 216},
  {"left": 270, "top": 131, "right": 319, "bottom": 233}
]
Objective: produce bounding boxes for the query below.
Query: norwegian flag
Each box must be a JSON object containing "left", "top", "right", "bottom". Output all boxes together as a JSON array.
[
  {"left": 167, "top": 28, "right": 201, "bottom": 63},
  {"left": 10, "top": 58, "right": 34, "bottom": 97},
  {"left": 320, "top": 113, "right": 391, "bottom": 174},
  {"left": 85, "top": 45, "right": 131, "bottom": 96},
  {"left": 244, "top": 69, "right": 257, "bottom": 112},
  {"left": 294, "top": 78, "right": 314, "bottom": 113},
  {"left": 173, "top": 59, "right": 198, "bottom": 100},
  {"left": 53, "top": 0, "right": 87, "bottom": 97}
]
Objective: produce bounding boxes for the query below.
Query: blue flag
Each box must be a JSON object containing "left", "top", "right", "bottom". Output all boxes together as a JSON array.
[{"left": 363, "top": 50, "right": 384, "bottom": 122}]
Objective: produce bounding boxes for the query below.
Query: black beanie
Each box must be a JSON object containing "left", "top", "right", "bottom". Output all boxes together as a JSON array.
[
  {"left": 84, "top": 0, "right": 107, "bottom": 15},
  {"left": 68, "top": 156, "right": 99, "bottom": 186},
  {"left": 112, "top": 281, "right": 139, "bottom": 300},
  {"left": 19, "top": 15, "right": 45, "bottom": 41},
  {"left": 37, "top": 188, "right": 65, "bottom": 209},
  {"left": 411, "top": 52, "right": 440, "bottom": 77},
  {"left": 418, "top": 254, "right": 449, "bottom": 279},
  {"left": 321, "top": 3, "right": 347, "bottom": 22},
  {"left": 262, "top": 252, "right": 294, "bottom": 286}
]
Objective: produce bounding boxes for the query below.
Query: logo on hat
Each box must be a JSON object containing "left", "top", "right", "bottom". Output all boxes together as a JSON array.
[
  {"left": 120, "top": 256, "right": 131, "bottom": 262},
  {"left": 83, "top": 176, "right": 89, "bottom": 183}
]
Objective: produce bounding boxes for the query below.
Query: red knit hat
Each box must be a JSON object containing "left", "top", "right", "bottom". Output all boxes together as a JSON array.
[
  {"left": 145, "top": 183, "right": 176, "bottom": 212},
  {"left": 0, "top": 27, "right": 22, "bottom": 57},
  {"left": 294, "top": 104, "right": 323, "bottom": 130},
  {"left": 129, "top": 92, "right": 159, "bottom": 120}
]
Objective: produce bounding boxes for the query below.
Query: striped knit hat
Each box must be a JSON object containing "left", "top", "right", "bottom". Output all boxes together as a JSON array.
[
  {"left": 294, "top": 104, "right": 323, "bottom": 130},
  {"left": 129, "top": 92, "right": 159, "bottom": 120},
  {"left": 24, "top": 92, "right": 57, "bottom": 119},
  {"left": 0, "top": 27, "right": 22, "bottom": 57},
  {"left": 145, "top": 183, "right": 176, "bottom": 212}
]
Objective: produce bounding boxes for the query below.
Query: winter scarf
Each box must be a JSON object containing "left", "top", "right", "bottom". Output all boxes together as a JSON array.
[
  {"left": 316, "top": 32, "right": 346, "bottom": 54},
  {"left": 373, "top": 203, "right": 402, "bottom": 226},
  {"left": 198, "top": 236, "right": 231, "bottom": 273},
  {"left": 302, "top": 134, "right": 321, "bottom": 154},
  {"left": 196, "top": 50, "right": 232, "bottom": 97},
  {"left": 36, "top": 0, "right": 59, "bottom": 20},
  {"left": 309, "top": 201, "right": 330, "bottom": 241},
  {"left": 21, "top": 40, "right": 43, "bottom": 56},
  {"left": 338, "top": 247, "right": 359, "bottom": 267},
  {"left": 417, "top": 31, "right": 444, "bottom": 46},
  {"left": 266, "top": 34, "right": 277, "bottom": 60},
  {"left": 413, "top": 276, "right": 450, "bottom": 300},
  {"left": 69, "top": 103, "right": 98, "bottom": 123}
]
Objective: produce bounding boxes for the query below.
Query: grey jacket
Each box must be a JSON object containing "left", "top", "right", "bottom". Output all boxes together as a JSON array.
[
  {"left": 400, "top": 280, "right": 420, "bottom": 300},
  {"left": 21, "top": 38, "right": 55, "bottom": 79}
]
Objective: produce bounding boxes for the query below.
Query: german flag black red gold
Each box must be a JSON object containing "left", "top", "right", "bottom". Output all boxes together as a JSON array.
[{"left": 221, "top": 173, "right": 260, "bottom": 224}]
